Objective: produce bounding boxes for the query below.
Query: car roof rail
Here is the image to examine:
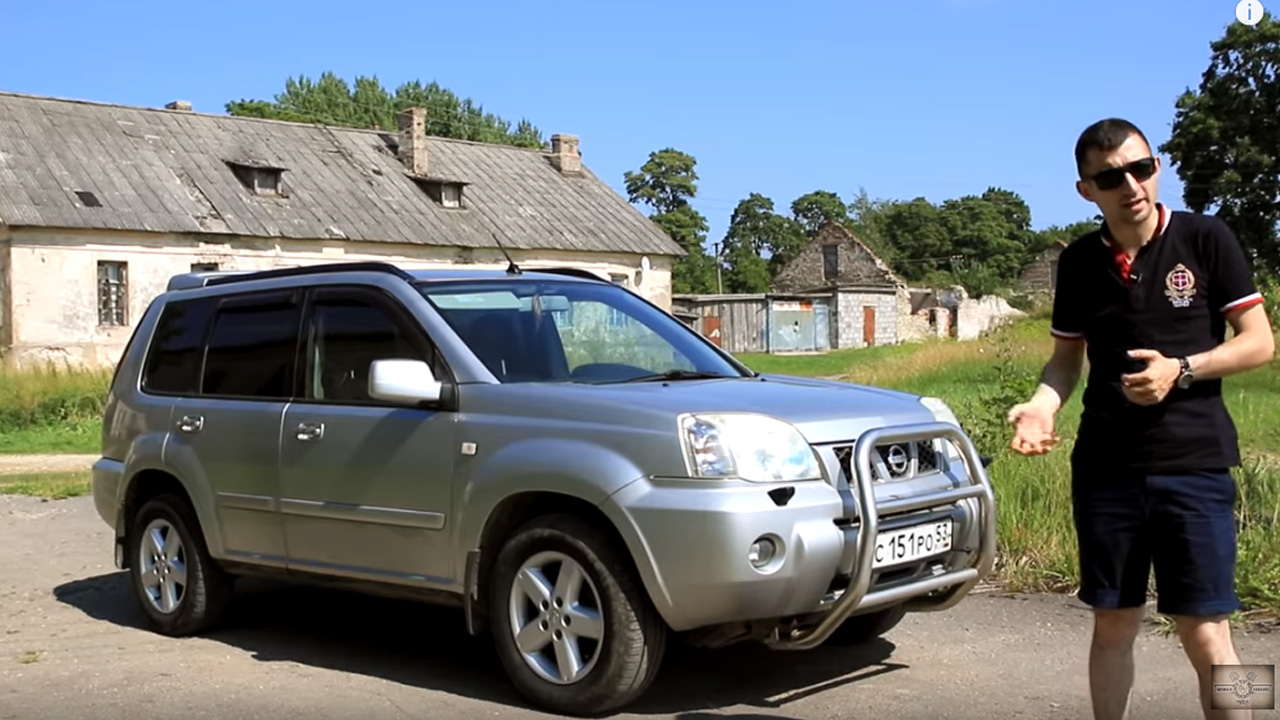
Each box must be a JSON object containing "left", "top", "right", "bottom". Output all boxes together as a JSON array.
[
  {"left": 530, "top": 267, "right": 610, "bottom": 283},
  {"left": 199, "top": 261, "right": 415, "bottom": 288}
]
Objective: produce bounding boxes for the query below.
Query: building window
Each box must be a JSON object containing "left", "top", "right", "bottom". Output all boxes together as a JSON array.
[
  {"left": 227, "top": 162, "right": 285, "bottom": 196},
  {"left": 413, "top": 179, "right": 466, "bottom": 208},
  {"left": 98, "top": 261, "right": 128, "bottom": 326},
  {"left": 191, "top": 262, "right": 219, "bottom": 272},
  {"left": 440, "top": 183, "right": 462, "bottom": 208},
  {"left": 608, "top": 273, "right": 629, "bottom": 328},
  {"left": 822, "top": 245, "right": 839, "bottom": 281}
]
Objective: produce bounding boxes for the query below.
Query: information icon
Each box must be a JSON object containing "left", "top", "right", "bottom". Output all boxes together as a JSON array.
[{"left": 1237, "top": 0, "right": 1264, "bottom": 25}]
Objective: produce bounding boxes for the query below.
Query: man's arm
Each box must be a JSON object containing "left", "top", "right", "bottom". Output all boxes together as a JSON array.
[
  {"left": 1192, "top": 217, "right": 1276, "bottom": 379},
  {"left": 1187, "top": 302, "right": 1275, "bottom": 380},
  {"left": 1027, "top": 337, "right": 1087, "bottom": 414}
]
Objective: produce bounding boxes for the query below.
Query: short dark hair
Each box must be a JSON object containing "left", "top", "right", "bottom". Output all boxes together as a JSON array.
[{"left": 1074, "top": 118, "right": 1150, "bottom": 177}]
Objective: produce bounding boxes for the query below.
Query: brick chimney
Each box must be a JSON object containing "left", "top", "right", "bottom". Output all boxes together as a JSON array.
[
  {"left": 396, "top": 107, "right": 429, "bottom": 176},
  {"left": 550, "top": 134, "right": 581, "bottom": 175},
  {"left": 165, "top": 100, "right": 192, "bottom": 112}
]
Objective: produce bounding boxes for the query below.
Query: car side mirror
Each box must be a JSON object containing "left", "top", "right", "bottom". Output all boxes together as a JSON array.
[{"left": 368, "top": 359, "right": 443, "bottom": 405}]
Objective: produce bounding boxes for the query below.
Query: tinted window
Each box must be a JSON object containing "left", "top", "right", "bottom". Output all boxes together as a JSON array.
[
  {"left": 201, "top": 291, "right": 301, "bottom": 399},
  {"left": 142, "top": 297, "right": 217, "bottom": 395},
  {"left": 305, "top": 288, "right": 433, "bottom": 403}
]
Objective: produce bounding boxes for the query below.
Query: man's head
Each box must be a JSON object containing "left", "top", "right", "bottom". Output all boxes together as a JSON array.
[{"left": 1074, "top": 118, "right": 1161, "bottom": 228}]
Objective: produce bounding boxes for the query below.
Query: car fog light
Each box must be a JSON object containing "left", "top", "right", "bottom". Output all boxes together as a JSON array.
[{"left": 749, "top": 537, "right": 777, "bottom": 568}]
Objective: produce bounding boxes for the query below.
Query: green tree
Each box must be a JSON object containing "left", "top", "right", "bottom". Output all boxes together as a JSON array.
[
  {"left": 1160, "top": 13, "right": 1280, "bottom": 274},
  {"left": 624, "top": 149, "right": 717, "bottom": 294},
  {"left": 226, "top": 72, "right": 544, "bottom": 148},
  {"left": 720, "top": 193, "right": 807, "bottom": 292},
  {"left": 790, "top": 190, "right": 851, "bottom": 237}
]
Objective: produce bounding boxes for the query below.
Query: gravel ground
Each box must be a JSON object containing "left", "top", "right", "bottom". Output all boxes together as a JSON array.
[{"left": 2, "top": 492, "right": 1278, "bottom": 720}]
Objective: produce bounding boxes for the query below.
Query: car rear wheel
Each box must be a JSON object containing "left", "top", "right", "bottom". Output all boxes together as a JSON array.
[
  {"left": 126, "top": 493, "right": 231, "bottom": 636},
  {"left": 489, "top": 513, "right": 667, "bottom": 716},
  {"left": 824, "top": 603, "right": 907, "bottom": 646}
]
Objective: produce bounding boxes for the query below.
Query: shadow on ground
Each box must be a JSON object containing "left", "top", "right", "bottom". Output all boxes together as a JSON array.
[{"left": 55, "top": 571, "right": 906, "bottom": 716}]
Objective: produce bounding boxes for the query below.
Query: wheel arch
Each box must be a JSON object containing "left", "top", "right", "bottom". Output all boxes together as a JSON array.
[{"left": 466, "top": 490, "right": 663, "bottom": 637}]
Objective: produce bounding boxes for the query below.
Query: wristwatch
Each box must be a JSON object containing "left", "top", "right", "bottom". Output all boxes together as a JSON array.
[{"left": 1176, "top": 357, "right": 1195, "bottom": 389}]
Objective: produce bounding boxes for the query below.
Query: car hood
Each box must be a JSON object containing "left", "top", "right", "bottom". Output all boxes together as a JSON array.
[{"left": 476, "top": 373, "right": 941, "bottom": 446}]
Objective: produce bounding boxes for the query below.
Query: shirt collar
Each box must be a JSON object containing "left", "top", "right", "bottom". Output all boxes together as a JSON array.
[{"left": 1100, "top": 203, "right": 1170, "bottom": 248}]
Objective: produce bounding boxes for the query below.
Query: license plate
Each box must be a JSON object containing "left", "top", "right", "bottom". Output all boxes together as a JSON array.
[{"left": 873, "top": 520, "right": 953, "bottom": 569}]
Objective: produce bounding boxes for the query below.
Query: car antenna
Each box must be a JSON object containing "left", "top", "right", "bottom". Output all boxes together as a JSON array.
[{"left": 490, "top": 230, "right": 522, "bottom": 275}]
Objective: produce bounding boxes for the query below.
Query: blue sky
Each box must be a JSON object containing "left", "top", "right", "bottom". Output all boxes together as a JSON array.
[{"left": 0, "top": 0, "right": 1250, "bottom": 249}]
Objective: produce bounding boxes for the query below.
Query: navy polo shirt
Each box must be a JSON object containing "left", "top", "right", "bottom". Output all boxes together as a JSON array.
[{"left": 1050, "top": 204, "right": 1265, "bottom": 472}]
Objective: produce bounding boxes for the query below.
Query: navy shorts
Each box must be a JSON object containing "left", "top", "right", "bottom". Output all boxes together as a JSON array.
[{"left": 1071, "top": 459, "right": 1240, "bottom": 616}]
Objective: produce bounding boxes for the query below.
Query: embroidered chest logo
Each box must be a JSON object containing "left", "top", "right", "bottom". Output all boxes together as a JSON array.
[{"left": 1165, "top": 263, "right": 1197, "bottom": 308}]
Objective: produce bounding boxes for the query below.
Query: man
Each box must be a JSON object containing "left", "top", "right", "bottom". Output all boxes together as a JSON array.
[{"left": 1007, "top": 117, "right": 1275, "bottom": 720}]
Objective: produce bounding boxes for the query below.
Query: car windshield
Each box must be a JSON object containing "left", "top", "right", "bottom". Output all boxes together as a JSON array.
[{"left": 416, "top": 278, "right": 751, "bottom": 384}]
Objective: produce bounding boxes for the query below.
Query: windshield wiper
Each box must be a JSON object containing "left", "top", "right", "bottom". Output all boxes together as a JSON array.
[{"left": 618, "top": 370, "right": 738, "bottom": 383}]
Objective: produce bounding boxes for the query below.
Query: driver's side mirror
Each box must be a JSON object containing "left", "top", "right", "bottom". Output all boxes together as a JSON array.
[{"left": 368, "top": 359, "right": 443, "bottom": 405}]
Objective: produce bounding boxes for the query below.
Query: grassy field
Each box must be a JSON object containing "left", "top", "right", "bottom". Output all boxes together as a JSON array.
[{"left": 2, "top": 312, "right": 1278, "bottom": 616}]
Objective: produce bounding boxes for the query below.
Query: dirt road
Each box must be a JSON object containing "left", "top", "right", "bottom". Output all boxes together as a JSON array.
[
  {"left": 0, "top": 453, "right": 97, "bottom": 475},
  {"left": 2, "top": 492, "right": 1277, "bottom": 720}
]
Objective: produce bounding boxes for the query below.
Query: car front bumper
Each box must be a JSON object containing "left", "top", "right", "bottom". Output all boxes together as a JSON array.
[{"left": 600, "top": 421, "right": 997, "bottom": 640}]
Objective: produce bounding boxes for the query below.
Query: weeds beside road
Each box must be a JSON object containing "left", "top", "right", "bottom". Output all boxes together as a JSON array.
[{"left": 3, "top": 313, "right": 1278, "bottom": 619}]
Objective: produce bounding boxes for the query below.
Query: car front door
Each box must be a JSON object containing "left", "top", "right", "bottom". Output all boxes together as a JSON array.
[
  {"left": 279, "top": 284, "right": 458, "bottom": 587},
  {"left": 163, "top": 289, "right": 302, "bottom": 568}
]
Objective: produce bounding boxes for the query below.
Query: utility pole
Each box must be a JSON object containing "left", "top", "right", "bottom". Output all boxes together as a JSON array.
[{"left": 713, "top": 241, "right": 724, "bottom": 294}]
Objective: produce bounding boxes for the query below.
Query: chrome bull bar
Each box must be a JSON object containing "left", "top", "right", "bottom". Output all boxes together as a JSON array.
[{"left": 767, "top": 421, "right": 997, "bottom": 650}]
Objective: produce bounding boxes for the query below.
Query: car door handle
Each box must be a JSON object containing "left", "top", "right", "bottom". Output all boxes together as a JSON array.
[
  {"left": 295, "top": 422, "right": 325, "bottom": 442},
  {"left": 176, "top": 415, "right": 203, "bottom": 433}
]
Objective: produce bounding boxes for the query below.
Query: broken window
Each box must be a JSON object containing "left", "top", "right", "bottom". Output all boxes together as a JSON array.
[{"left": 98, "top": 261, "right": 128, "bottom": 326}]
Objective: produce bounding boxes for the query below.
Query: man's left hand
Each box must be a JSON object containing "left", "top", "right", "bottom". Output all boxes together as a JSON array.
[{"left": 1121, "top": 349, "right": 1181, "bottom": 405}]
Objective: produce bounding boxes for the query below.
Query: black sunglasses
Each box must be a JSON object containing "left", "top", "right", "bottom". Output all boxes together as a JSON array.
[{"left": 1089, "top": 157, "right": 1157, "bottom": 190}]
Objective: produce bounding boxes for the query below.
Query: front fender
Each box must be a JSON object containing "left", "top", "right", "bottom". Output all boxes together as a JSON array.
[{"left": 453, "top": 438, "right": 647, "bottom": 579}]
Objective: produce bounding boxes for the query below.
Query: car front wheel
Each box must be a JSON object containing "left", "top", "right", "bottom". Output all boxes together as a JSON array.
[
  {"left": 489, "top": 513, "right": 667, "bottom": 716},
  {"left": 126, "top": 493, "right": 231, "bottom": 636}
]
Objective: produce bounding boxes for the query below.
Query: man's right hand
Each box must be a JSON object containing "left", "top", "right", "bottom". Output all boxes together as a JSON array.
[{"left": 1007, "top": 400, "right": 1059, "bottom": 455}]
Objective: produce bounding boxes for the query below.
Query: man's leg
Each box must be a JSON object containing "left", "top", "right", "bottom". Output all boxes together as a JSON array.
[
  {"left": 1072, "top": 464, "right": 1152, "bottom": 720},
  {"left": 1150, "top": 469, "right": 1248, "bottom": 719}
]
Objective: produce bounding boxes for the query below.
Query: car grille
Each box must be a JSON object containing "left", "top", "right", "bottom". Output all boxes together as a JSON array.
[{"left": 832, "top": 439, "right": 941, "bottom": 483}]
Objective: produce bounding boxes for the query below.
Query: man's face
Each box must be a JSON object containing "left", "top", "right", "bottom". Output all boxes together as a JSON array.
[{"left": 1075, "top": 132, "right": 1161, "bottom": 227}]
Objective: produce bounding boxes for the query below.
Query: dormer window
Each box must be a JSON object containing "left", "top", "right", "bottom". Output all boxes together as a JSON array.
[
  {"left": 412, "top": 177, "right": 467, "bottom": 209},
  {"left": 227, "top": 161, "right": 285, "bottom": 197}
]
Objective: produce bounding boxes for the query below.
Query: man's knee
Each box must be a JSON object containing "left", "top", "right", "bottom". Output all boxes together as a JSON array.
[
  {"left": 1174, "top": 613, "right": 1238, "bottom": 664},
  {"left": 1092, "top": 607, "right": 1145, "bottom": 648}
]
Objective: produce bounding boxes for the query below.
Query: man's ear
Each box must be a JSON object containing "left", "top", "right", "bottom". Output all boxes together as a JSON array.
[{"left": 1076, "top": 179, "right": 1094, "bottom": 203}]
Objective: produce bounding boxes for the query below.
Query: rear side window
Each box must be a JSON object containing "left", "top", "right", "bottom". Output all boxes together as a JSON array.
[
  {"left": 201, "top": 291, "right": 302, "bottom": 399},
  {"left": 142, "top": 297, "right": 217, "bottom": 395}
]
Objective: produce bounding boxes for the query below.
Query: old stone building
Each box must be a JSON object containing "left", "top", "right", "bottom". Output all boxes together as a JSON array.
[
  {"left": 771, "top": 222, "right": 914, "bottom": 348},
  {"left": 0, "top": 91, "right": 684, "bottom": 368},
  {"left": 1017, "top": 240, "right": 1067, "bottom": 298}
]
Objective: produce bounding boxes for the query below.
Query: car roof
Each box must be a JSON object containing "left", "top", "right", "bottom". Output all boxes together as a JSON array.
[{"left": 164, "top": 262, "right": 608, "bottom": 292}]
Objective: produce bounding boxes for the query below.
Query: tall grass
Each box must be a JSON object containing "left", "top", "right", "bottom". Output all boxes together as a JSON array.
[{"left": 0, "top": 362, "right": 112, "bottom": 453}]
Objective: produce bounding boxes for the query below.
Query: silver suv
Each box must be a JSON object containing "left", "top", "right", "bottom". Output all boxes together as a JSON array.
[{"left": 92, "top": 261, "right": 996, "bottom": 716}]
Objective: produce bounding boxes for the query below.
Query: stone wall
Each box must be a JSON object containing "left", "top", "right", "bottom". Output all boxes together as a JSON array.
[
  {"left": 835, "top": 290, "right": 898, "bottom": 348},
  {"left": 1018, "top": 243, "right": 1064, "bottom": 297}
]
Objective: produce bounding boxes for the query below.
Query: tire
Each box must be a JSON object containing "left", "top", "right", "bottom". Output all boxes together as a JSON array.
[
  {"left": 823, "top": 603, "right": 907, "bottom": 646},
  {"left": 488, "top": 513, "right": 667, "bottom": 716},
  {"left": 126, "top": 493, "right": 231, "bottom": 636}
]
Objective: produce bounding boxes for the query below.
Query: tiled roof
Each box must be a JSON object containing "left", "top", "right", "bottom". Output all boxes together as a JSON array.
[{"left": 0, "top": 91, "right": 684, "bottom": 257}]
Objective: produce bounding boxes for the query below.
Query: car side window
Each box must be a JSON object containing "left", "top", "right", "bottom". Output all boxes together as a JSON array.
[
  {"left": 142, "top": 297, "right": 217, "bottom": 395},
  {"left": 304, "top": 287, "right": 439, "bottom": 404},
  {"left": 200, "top": 290, "right": 302, "bottom": 400}
]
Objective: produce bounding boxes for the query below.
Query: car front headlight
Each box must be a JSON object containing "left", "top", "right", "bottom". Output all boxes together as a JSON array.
[
  {"left": 919, "top": 396, "right": 964, "bottom": 464},
  {"left": 678, "top": 412, "right": 822, "bottom": 483}
]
